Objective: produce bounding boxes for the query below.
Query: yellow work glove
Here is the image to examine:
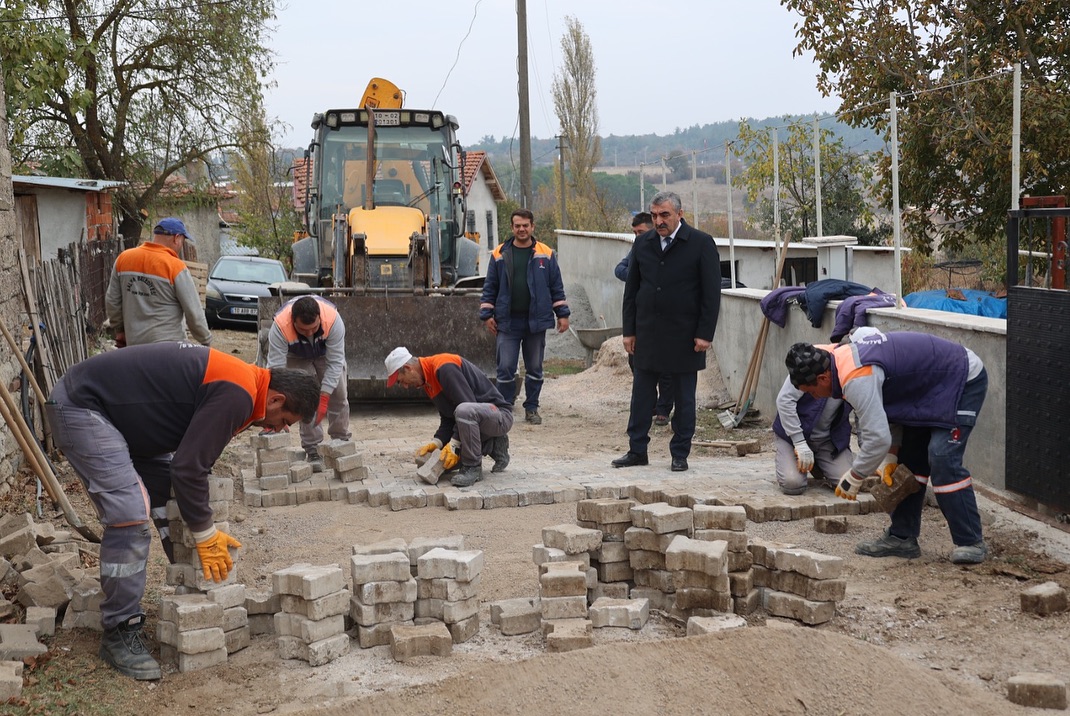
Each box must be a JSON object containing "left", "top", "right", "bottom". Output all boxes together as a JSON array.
[
  {"left": 193, "top": 527, "right": 242, "bottom": 582},
  {"left": 834, "top": 469, "right": 864, "bottom": 501},
  {"left": 416, "top": 438, "right": 444, "bottom": 458},
  {"left": 441, "top": 442, "right": 460, "bottom": 471},
  {"left": 877, "top": 453, "right": 898, "bottom": 487}
]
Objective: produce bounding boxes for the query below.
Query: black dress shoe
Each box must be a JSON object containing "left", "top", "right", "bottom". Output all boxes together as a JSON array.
[
  {"left": 612, "top": 452, "right": 648, "bottom": 468},
  {"left": 670, "top": 457, "right": 689, "bottom": 472}
]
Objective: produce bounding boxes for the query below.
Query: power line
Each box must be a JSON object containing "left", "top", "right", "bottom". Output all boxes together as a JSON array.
[{"left": 432, "top": 0, "right": 483, "bottom": 110}]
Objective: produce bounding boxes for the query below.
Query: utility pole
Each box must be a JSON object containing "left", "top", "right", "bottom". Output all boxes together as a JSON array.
[
  {"left": 557, "top": 134, "right": 568, "bottom": 230},
  {"left": 639, "top": 163, "right": 646, "bottom": 210},
  {"left": 517, "top": 0, "right": 532, "bottom": 208}
]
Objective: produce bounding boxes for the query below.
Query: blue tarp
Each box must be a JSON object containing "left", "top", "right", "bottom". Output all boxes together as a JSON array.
[{"left": 903, "top": 289, "right": 1007, "bottom": 319}]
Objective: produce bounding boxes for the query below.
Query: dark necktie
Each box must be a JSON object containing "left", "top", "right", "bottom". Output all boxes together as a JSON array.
[{"left": 662, "top": 236, "right": 673, "bottom": 252}]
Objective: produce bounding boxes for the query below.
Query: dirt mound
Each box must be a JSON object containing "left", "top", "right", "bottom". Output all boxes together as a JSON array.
[{"left": 292, "top": 627, "right": 1014, "bottom": 716}]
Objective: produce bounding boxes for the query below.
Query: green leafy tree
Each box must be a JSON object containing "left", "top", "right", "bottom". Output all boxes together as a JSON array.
[
  {"left": 1, "top": 0, "right": 275, "bottom": 241},
  {"left": 229, "top": 113, "right": 300, "bottom": 266},
  {"left": 735, "top": 119, "right": 886, "bottom": 244},
  {"left": 783, "top": 0, "right": 1070, "bottom": 258}
]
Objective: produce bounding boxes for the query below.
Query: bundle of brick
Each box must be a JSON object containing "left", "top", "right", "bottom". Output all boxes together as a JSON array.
[
  {"left": 321, "top": 439, "right": 368, "bottom": 483},
  {"left": 208, "top": 584, "right": 250, "bottom": 654},
  {"left": 626, "top": 502, "right": 694, "bottom": 613},
  {"left": 749, "top": 540, "right": 845, "bottom": 625},
  {"left": 576, "top": 499, "right": 635, "bottom": 600},
  {"left": 273, "top": 563, "right": 351, "bottom": 666},
  {"left": 157, "top": 593, "right": 227, "bottom": 672},
  {"left": 415, "top": 547, "right": 483, "bottom": 643},
  {"left": 664, "top": 535, "right": 732, "bottom": 617},
  {"left": 350, "top": 543, "right": 417, "bottom": 648},
  {"left": 693, "top": 505, "right": 757, "bottom": 616},
  {"left": 61, "top": 578, "right": 103, "bottom": 631},
  {"left": 165, "top": 477, "right": 239, "bottom": 594}
]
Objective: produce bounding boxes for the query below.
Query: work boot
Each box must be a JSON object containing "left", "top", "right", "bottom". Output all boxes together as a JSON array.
[
  {"left": 489, "top": 435, "right": 510, "bottom": 473},
  {"left": 525, "top": 409, "right": 542, "bottom": 425},
  {"left": 451, "top": 463, "right": 484, "bottom": 487},
  {"left": 99, "top": 614, "right": 162, "bottom": 681},
  {"left": 950, "top": 541, "right": 988, "bottom": 564},
  {"left": 855, "top": 529, "right": 921, "bottom": 559},
  {"left": 305, "top": 447, "right": 324, "bottom": 473}
]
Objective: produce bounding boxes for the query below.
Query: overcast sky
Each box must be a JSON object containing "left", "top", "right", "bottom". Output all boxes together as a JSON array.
[{"left": 263, "top": 0, "right": 841, "bottom": 150}]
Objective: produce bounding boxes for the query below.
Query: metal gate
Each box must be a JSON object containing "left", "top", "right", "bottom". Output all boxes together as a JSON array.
[{"left": 1005, "top": 286, "right": 1070, "bottom": 509}]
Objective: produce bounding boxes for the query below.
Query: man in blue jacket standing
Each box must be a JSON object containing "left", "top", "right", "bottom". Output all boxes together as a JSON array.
[{"left": 480, "top": 209, "right": 570, "bottom": 425}]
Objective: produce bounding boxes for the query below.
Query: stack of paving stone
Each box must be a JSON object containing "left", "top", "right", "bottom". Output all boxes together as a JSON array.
[
  {"left": 165, "top": 476, "right": 238, "bottom": 594},
  {"left": 350, "top": 543, "right": 417, "bottom": 648},
  {"left": 625, "top": 502, "right": 694, "bottom": 612},
  {"left": 157, "top": 593, "right": 227, "bottom": 672},
  {"left": 415, "top": 547, "right": 484, "bottom": 643},
  {"left": 322, "top": 439, "right": 368, "bottom": 482},
  {"left": 693, "top": 505, "right": 758, "bottom": 615},
  {"left": 664, "top": 534, "right": 732, "bottom": 617},
  {"left": 61, "top": 577, "right": 103, "bottom": 630},
  {"left": 245, "top": 588, "right": 281, "bottom": 636},
  {"left": 749, "top": 540, "right": 845, "bottom": 625},
  {"left": 208, "top": 584, "right": 250, "bottom": 654},
  {"left": 576, "top": 498, "right": 635, "bottom": 601},
  {"left": 273, "top": 564, "right": 351, "bottom": 665}
]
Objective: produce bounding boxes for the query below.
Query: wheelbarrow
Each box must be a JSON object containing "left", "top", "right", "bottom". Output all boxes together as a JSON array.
[{"left": 569, "top": 325, "right": 623, "bottom": 368}]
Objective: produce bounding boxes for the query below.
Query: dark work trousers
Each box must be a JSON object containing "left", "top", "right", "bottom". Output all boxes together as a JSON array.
[
  {"left": 45, "top": 380, "right": 154, "bottom": 631},
  {"left": 627, "top": 354, "right": 674, "bottom": 417},
  {"left": 889, "top": 368, "right": 988, "bottom": 547},
  {"left": 454, "top": 402, "right": 514, "bottom": 467},
  {"left": 495, "top": 322, "right": 547, "bottom": 411},
  {"left": 627, "top": 368, "right": 698, "bottom": 460},
  {"left": 133, "top": 454, "right": 176, "bottom": 563}
]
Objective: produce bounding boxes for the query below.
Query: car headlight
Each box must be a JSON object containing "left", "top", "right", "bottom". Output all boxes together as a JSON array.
[{"left": 206, "top": 285, "right": 222, "bottom": 300}]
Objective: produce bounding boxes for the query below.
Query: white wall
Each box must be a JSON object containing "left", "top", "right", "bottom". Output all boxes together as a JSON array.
[
  {"left": 26, "top": 188, "right": 87, "bottom": 260},
  {"left": 466, "top": 180, "right": 499, "bottom": 276}
]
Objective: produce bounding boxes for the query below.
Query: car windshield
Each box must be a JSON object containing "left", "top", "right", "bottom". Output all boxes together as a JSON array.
[{"left": 211, "top": 259, "right": 287, "bottom": 284}]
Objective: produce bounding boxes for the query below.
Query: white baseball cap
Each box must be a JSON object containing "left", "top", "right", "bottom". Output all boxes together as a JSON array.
[{"left": 385, "top": 347, "right": 413, "bottom": 387}]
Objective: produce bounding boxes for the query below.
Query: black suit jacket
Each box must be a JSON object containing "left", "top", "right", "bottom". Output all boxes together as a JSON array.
[{"left": 622, "top": 222, "right": 721, "bottom": 373}]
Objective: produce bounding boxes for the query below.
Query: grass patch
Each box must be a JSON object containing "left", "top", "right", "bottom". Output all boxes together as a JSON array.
[{"left": 543, "top": 359, "right": 586, "bottom": 377}]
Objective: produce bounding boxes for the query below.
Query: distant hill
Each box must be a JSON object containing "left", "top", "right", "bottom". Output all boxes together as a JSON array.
[{"left": 468, "top": 115, "right": 882, "bottom": 169}]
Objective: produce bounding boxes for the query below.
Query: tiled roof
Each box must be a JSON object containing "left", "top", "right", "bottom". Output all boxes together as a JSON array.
[{"left": 462, "top": 151, "right": 506, "bottom": 201}]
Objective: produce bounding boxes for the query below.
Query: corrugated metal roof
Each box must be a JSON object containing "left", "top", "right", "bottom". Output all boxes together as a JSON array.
[{"left": 13, "top": 175, "right": 125, "bottom": 192}]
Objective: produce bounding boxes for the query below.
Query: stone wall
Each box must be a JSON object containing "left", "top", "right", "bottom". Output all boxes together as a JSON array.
[{"left": 0, "top": 71, "right": 28, "bottom": 494}]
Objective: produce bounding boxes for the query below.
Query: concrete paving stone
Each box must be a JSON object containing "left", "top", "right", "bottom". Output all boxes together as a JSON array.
[
  {"left": 687, "top": 614, "right": 747, "bottom": 635},
  {"left": 583, "top": 483, "right": 624, "bottom": 500},
  {"left": 552, "top": 486, "right": 589, "bottom": 503},
  {"left": 281, "top": 589, "right": 351, "bottom": 620},
  {"left": 445, "top": 492, "right": 484, "bottom": 510},
  {"left": 389, "top": 489, "right": 428, "bottom": 511},
  {"left": 0, "top": 624, "right": 48, "bottom": 660},
  {"left": 588, "top": 598, "right": 649, "bottom": 629},
  {"left": 772, "top": 549, "right": 845, "bottom": 580},
  {"left": 1020, "top": 582, "right": 1068, "bottom": 616},
  {"left": 1006, "top": 672, "right": 1068, "bottom": 710},
  {"left": 25, "top": 606, "right": 56, "bottom": 637},
  {"left": 418, "top": 575, "right": 481, "bottom": 602},
  {"left": 480, "top": 490, "right": 519, "bottom": 509},
  {"left": 0, "top": 660, "right": 23, "bottom": 700},
  {"left": 517, "top": 487, "right": 555, "bottom": 507},
  {"left": 417, "top": 548, "right": 484, "bottom": 581},
  {"left": 765, "top": 590, "right": 836, "bottom": 625}
]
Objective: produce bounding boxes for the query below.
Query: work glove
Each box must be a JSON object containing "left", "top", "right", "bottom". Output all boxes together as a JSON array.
[
  {"left": 193, "top": 527, "right": 242, "bottom": 582},
  {"left": 793, "top": 441, "right": 815, "bottom": 472},
  {"left": 441, "top": 441, "right": 460, "bottom": 471},
  {"left": 416, "top": 438, "right": 444, "bottom": 458},
  {"left": 877, "top": 453, "right": 898, "bottom": 486},
  {"left": 314, "top": 393, "right": 330, "bottom": 426},
  {"left": 834, "top": 469, "right": 864, "bottom": 501}
]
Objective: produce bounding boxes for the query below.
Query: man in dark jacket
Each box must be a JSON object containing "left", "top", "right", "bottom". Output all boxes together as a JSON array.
[
  {"left": 479, "top": 209, "right": 570, "bottom": 425},
  {"left": 613, "top": 192, "right": 721, "bottom": 472},
  {"left": 46, "top": 343, "right": 319, "bottom": 680}
]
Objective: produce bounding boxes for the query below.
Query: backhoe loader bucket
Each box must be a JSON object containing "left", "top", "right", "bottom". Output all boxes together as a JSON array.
[{"left": 259, "top": 292, "right": 496, "bottom": 402}]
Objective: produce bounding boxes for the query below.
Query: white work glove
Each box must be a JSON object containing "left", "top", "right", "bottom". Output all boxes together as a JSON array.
[
  {"left": 877, "top": 452, "right": 898, "bottom": 486},
  {"left": 834, "top": 469, "right": 864, "bottom": 501},
  {"left": 793, "top": 441, "right": 815, "bottom": 472}
]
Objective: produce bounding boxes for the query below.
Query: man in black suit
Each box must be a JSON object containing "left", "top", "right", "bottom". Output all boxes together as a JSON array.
[{"left": 613, "top": 191, "right": 721, "bottom": 472}]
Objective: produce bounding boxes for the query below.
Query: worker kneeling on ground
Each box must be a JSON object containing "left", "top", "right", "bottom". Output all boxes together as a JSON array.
[
  {"left": 384, "top": 347, "right": 512, "bottom": 487},
  {"left": 46, "top": 343, "right": 320, "bottom": 680},
  {"left": 785, "top": 329, "right": 989, "bottom": 564}
]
